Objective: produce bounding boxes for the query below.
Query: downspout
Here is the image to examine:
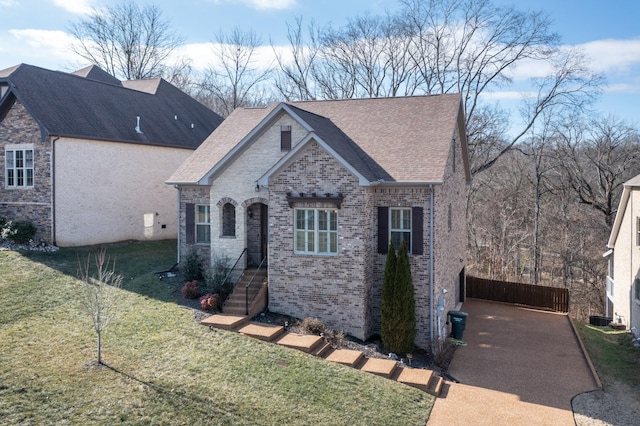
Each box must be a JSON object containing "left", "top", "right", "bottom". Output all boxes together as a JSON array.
[
  {"left": 176, "top": 186, "right": 181, "bottom": 264},
  {"left": 429, "top": 183, "right": 435, "bottom": 355},
  {"left": 50, "top": 135, "right": 59, "bottom": 245}
]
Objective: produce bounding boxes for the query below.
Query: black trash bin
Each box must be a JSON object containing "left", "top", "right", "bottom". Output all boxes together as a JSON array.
[{"left": 448, "top": 311, "right": 468, "bottom": 340}]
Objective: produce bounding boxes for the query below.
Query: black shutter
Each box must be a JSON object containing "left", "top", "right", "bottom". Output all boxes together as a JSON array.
[
  {"left": 281, "top": 127, "right": 292, "bottom": 151},
  {"left": 378, "top": 206, "right": 389, "bottom": 254},
  {"left": 412, "top": 207, "right": 423, "bottom": 255},
  {"left": 185, "top": 203, "right": 195, "bottom": 244}
]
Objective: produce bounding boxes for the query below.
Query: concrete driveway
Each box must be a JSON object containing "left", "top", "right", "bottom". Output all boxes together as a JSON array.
[{"left": 428, "top": 299, "right": 599, "bottom": 426}]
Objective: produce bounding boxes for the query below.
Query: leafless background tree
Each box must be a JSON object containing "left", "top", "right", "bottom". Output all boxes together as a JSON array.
[{"left": 69, "top": 0, "right": 184, "bottom": 80}]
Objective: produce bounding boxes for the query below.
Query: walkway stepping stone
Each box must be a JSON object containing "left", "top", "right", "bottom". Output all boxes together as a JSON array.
[
  {"left": 200, "top": 314, "right": 248, "bottom": 330},
  {"left": 311, "top": 342, "right": 333, "bottom": 358},
  {"left": 360, "top": 358, "right": 398, "bottom": 379},
  {"left": 276, "top": 333, "right": 323, "bottom": 353},
  {"left": 237, "top": 322, "right": 284, "bottom": 342},
  {"left": 325, "top": 349, "right": 364, "bottom": 367},
  {"left": 396, "top": 368, "right": 443, "bottom": 396}
]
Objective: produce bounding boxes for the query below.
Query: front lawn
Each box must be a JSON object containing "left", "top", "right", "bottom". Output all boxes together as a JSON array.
[{"left": 0, "top": 240, "right": 434, "bottom": 425}]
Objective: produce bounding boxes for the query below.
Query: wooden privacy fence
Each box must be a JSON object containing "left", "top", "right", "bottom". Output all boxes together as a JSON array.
[{"left": 466, "top": 276, "right": 569, "bottom": 313}]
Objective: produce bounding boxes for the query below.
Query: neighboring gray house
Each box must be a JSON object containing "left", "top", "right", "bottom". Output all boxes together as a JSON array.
[
  {"left": 167, "top": 95, "right": 471, "bottom": 350},
  {"left": 0, "top": 64, "right": 222, "bottom": 246},
  {"left": 604, "top": 174, "right": 640, "bottom": 332}
]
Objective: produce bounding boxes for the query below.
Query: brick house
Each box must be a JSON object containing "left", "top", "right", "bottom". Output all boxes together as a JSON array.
[
  {"left": 604, "top": 174, "right": 640, "bottom": 332},
  {"left": 0, "top": 64, "right": 222, "bottom": 246},
  {"left": 167, "top": 95, "right": 470, "bottom": 350}
]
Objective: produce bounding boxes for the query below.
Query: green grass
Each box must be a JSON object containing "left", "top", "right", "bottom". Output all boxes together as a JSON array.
[
  {"left": 576, "top": 322, "right": 640, "bottom": 388},
  {"left": 0, "top": 240, "right": 434, "bottom": 425}
]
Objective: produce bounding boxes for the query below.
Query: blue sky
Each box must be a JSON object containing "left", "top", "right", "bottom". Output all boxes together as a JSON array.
[{"left": 1, "top": 0, "right": 639, "bottom": 127}]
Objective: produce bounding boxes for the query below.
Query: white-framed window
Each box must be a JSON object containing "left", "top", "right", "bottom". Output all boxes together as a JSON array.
[
  {"left": 390, "top": 207, "right": 411, "bottom": 250},
  {"left": 295, "top": 208, "right": 338, "bottom": 255},
  {"left": 5, "top": 148, "right": 34, "bottom": 188},
  {"left": 196, "top": 204, "right": 210, "bottom": 244}
]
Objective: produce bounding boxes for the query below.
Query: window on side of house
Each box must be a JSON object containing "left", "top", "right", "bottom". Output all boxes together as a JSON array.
[
  {"left": 221, "top": 203, "right": 236, "bottom": 237},
  {"left": 635, "top": 277, "right": 640, "bottom": 302},
  {"left": 196, "top": 204, "right": 211, "bottom": 244},
  {"left": 637, "top": 217, "right": 640, "bottom": 246},
  {"left": 295, "top": 208, "right": 338, "bottom": 255},
  {"left": 5, "top": 148, "right": 34, "bottom": 188},
  {"left": 390, "top": 207, "right": 411, "bottom": 250}
]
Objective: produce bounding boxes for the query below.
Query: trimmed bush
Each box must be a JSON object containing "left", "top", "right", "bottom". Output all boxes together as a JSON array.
[
  {"left": 182, "top": 248, "right": 204, "bottom": 281},
  {"left": 299, "top": 317, "right": 345, "bottom": 347},
  {"left": 181, "top": 280, "right": 201, "bottom": 299},
  {"left": 199, "top": 293, "right": 220, "bottom": 311},
  {"left": 1, "top": 220, "right": 37, "bottom": 244}
]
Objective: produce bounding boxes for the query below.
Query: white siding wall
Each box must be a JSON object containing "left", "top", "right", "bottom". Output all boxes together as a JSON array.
[
  {"left": 54, "top": 138, "right": 192, "bottom": 246},
  {"left": 612, "top": 188, "right": 640, "bottom": 330}
]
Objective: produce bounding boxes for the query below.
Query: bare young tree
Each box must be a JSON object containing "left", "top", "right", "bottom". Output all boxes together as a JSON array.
[
  {"left": 69, "top": 0, "right": 184, "bottom": 80},
  {"left": 77, "top": 249, "right": 123, "bottom": 365},
  {"left": 201, "top": 28, "right": 274, "bottom": 117}
]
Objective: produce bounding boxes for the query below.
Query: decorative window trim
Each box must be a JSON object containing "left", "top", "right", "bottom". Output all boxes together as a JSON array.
[
  {"left": 294, "top": 208, "right": 338, "bottom": 255},
  {"left": 637, "top": 217, "right": 640, "bottom": 246},
  {"left": 195, "top": 204, "right": 211, "bottom": 244},
  {"left": 286, "top": 192, "right": 344, "bottom": 209},
  {"left": 5, "top": 145, "right": 34, "bottom": 188}
]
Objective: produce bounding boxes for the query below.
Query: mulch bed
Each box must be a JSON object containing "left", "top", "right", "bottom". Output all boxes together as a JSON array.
[{"left": 165, "top": 272, "right": 456, "bottom": 372}]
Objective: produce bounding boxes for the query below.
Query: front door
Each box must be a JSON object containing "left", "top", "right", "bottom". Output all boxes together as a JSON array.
[{"left": 247, "top": 202, "right": 268, "bottom": 267}]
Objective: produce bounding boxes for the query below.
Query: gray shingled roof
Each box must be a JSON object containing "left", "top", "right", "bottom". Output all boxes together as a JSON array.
[
  {"left": 286, "top": 104, "right": 393, "bottom": 182},
  {"left": 290, "top": 95, "right": 465, "bottom": 183},
  {"left": 167, "top": 94, "right": 467, "bottom": 185},
  {"left": 0, "top": 64, "right": 223, "bottom": 149}
]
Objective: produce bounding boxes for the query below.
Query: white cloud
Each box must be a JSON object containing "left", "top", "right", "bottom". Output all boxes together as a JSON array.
[
  {"left": 209, "top": 0, "right": 297, "bottom": 10},
  {"left": 176, "top": 42, "right": 282, "bottom": 72},
  {"left": 580, "top": 38, "right": 640, "bottom": 74},
  {"left": 0, "top": 0, "right": 18, "bottom": 7},
  {"left": 0, "top": 29, "right": 79, "bottom": 69},
  {"left": 242, "top": 0, "right": 296, "bottom": 9},
  {"left": 51, "top": 0, "right": 94, "bottom": 15}
]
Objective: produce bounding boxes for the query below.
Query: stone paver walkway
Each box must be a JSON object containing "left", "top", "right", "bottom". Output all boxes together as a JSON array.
[{"left": 200, "top": 313, "right": 443, "bottom": 396}]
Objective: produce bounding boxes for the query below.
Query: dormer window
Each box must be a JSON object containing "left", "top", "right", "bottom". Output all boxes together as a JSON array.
[{"left": 281, "top": 125, "right": 292, "bottom": 151}]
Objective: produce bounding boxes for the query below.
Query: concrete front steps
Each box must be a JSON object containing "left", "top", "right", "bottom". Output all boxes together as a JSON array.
[
  {"left": 222, "top": 268, "right": 268, "bottom": 317},
  {"left": 200, "top": 313, "right": 444, "bottom": 397}
]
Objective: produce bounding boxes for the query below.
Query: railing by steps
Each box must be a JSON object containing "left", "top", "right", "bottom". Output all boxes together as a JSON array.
[
  {"left": 245, "top": 256, "right": 267, "bottom": 315},
  {"left": 220, "top": 248, "right": 247, "bottom": 302}
]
